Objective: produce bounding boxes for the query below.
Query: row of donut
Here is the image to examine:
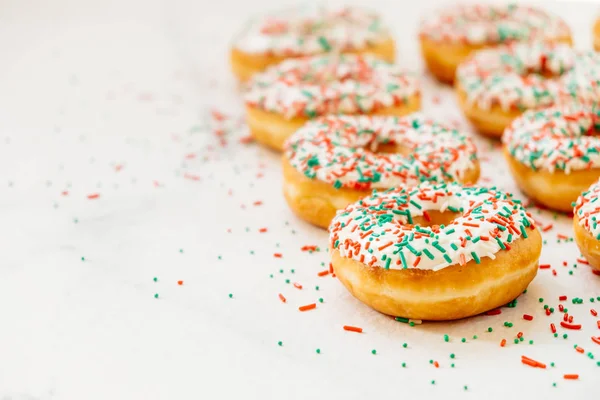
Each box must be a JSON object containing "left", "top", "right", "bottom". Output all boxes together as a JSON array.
[{"left": 227, "top": 4, "right": 600, "bottom": 320}]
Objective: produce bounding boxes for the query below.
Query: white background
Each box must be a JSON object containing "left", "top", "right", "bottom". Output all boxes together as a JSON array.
[{"left": 0, "top": 0, "right": 599, "bottom": 399}]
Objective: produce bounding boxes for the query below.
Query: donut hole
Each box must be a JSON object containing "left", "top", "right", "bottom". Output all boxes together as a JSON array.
[
  {"left": 368, "top": 140, "right": 412, "bottom": 156},
  {"left": 408, "top": 210, "right": 461, "bottom": 231}
]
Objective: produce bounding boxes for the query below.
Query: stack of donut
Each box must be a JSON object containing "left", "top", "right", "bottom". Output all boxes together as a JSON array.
[{"left": 228, "top": 4, "right": 600, "bottom": 321}]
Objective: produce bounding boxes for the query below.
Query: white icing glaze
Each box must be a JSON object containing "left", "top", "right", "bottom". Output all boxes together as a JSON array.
[
  {"left": 503, "top": 103, "right": 600, "bottom": 174},
  {"left": 419, "top": 3, "right": 570, "bottom": 45},
  {"left": 285, "top": 114, "right": 478, "bottom": 189},
  {"left": 245, "top": 54, "right": 419, "bottom": 120},
  {"left": 329, "top": 182, "right": 536, "bottom": 271},
  {"left": 234, "top": 5, "right": 389, "bottom": 56},
  {"left": 456, "top": 42, "right": 600, "bottom": 111}
]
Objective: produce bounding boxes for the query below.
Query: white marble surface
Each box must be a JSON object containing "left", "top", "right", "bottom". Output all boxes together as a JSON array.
[{"left": 0, "top": 0, "right": 599, "bottom": 399}]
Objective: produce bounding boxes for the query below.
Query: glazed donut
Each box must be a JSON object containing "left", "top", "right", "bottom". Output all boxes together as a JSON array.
[
  {"left": 329, "top": 182, "right": 542, "bottom": 321},
  {"left": 231, "top": 6, "right": 395, "bottom": 82},
  {"left": 573, "top": 179, "right": 600, "bottom": 271},
  {"left": 456, "top": 42, "right": 600, "bottom": 138},
  {"left": 283, "top": 114, "right": 480, "bottom": 228},
  {"left": 245, "top": 54, "right": 420, "bottom": 151},
  {"left": 419, "top": 4, "right": 571, "bottom": 84},
  {"left": 503, "top": 103, "right": 600, "bottom": 212}
]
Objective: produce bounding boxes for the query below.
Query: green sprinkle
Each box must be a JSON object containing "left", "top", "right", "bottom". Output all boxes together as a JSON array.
[
  {"left": 488, "top": 327, "right": 493, "bottom": 332},
  {"left": 153, "top": 277, "right": 157, "bottom": 282},
  {"left": 318, "top": 36, "right": 331, "bottom": 51},
  {"left": 371, "top": 349, "right": 377, "bottom": 355},
  {"left": 228, "top": 293, "right": 233, "bottom": 298},
  {"left": 154, "top": 293, "right": 159, "bottom": 299},
  {"left": 278, "top": 341, "right": 283, "bottom": 346},
  {"left": 316, "top": 348, "right": 321, "bottom": 354},
  {"left": 450, "top": 353, "right": 455, "bottom": 359},
  {"left": 403, "top": 343, "right": 408, "bottom": 348}
]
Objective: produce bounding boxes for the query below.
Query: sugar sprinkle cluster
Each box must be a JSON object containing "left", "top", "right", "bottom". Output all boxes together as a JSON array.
[
  {"left": 285, "top": 114, "right": 478, "bottom": 190},
  {"left": 245, "top": 54, "right": 419, "bottom": 119},
  {"left": 329, "top": 182, "right": 536, "bottom": 271},
  {"left": 457, "top": 42, "right": 600, "bottom": 111},
  {"left": 574, "top": 178, "right": 600, "bottom": 238},
  {"left": 234, "top": 5, "right": 390, "bottom": 56},
  {"left": 503, "top": 103, "right": 600, "bottom": 173},
  {"left": 419, "top": 3, "right": 570, "bottom": 45}
]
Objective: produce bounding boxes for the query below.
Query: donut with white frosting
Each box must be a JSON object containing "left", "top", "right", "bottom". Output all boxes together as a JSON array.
[
  {"left": 419, "top": 3, "right": 571, "bottom": 83},
  {"left": 282, "top": 114, "right": 479, "bottom": 228},
  {"left": 231, "top": 6, "right": 395, "bottom": 81},
  {"left": 502, "top": 103, "right": 600, "bottom": 212},
  {"left": 455, "top": 42, "right": 600, "bottom": 138},
  {"left": 244, "top": 54, "right": 420, "bottom": 151},
  {"left": 574, "top": 178, "right": 600, "bottom": 271},
  {"left": 329, "top": 182, "right": 542, "bottom": 320}
]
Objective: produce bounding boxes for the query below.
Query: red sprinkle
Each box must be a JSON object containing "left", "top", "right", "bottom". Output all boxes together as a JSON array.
[
  {"left": 591, "top": 309, "right": 598, "bottom": 317},
  {"left": 575, "top": 346, "right": 585, "bottom": 353},
  {"left": 563, "top": 374, "right": 579, "bottom": 380},
  {"left": 521, "top": 355, "right": 546, "bottom": 369},
  {"left": 87, "top": 193, "right": 100, "bottom": 199},
  {"left": 293, "top": 282, "right": 303, "bottom": 290},
  {"left": 301, "top": 245, "right": 318, "bottom": 252},
  {"left": 299, "top": 303, "right": 316, "bottom": 312},
  {"left": 500, "top": 339, "right": 506, "bottom": 347},
  {"left": 592, "top": 336, "right": 600, "bottom": 345},
  {"left": 343, "top": 325, "right": 363, "bottom": 333},
  {"left": 539, "top": 264, "right": 551, "bottom": 269},
  {"left": 577, "top": 258, "right": 590, "bottom": 265},
  {"left": 177, "top": 280, "right": 183, "bottom": 285},
  {"left": 183, "top": 173, "right": 201, "bottom": 181},
  {"left": 317, "top": 270, "right": 330, "bottom": 277},
  {"left": 273, "top": 253, "right": 282, "bottom": 258},
  {"left": 559, "top": 295, "right": 567, "bottom": 301},
  {"left": 523, "top": 314, "right": 533, "bottom": 321},
  {"left": 278, "top": 293, "right": 286, "bottom": 303},
  {"left": 551, "top": 323, "right": 557, "bottom": 333},
  {"left": 259, "top": 228, "right": 268, "bottom": 233},
  {"left": 486, "top": 309, "right": 502, "bottom": 316},
  {"left": 560, "top": 321, "right": 582, "bottom": 330}
]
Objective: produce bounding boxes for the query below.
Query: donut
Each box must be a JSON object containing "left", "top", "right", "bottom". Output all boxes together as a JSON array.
[
  {"left": 230, "top": 6, "right": 395, "bottom": 82},
  {"left": 573, "top": 178, "right": 600, "bottom": 271},
  {"left": 245, "top": 54, "right": 420, "bottom": 151},
  {"left": 419, "top": 4, "right": 571, "bottom": 83},
  {"left": 456, "top": 42, "right": 600, "bottom": 138},
  {"left": 283, "top": 114, "right": 480, "bottom": 228},
  {"left": 329, "top": 182, "right": 542, "bottom": 321},
  {"left": 503, "top": 103, "right": 600, "bottom": 212}
]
